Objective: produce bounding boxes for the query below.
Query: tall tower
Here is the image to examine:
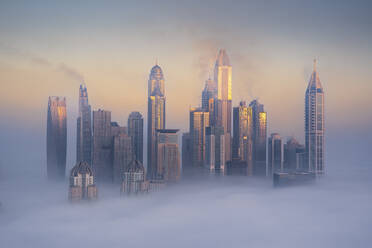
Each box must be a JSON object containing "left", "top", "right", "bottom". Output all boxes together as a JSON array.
[
  {"left": 147, "top": 64, "right": 166, "bottom": 179},
  {"left": 92, "top": 109, "right": 112, "bottom": 182},
  {"left": 250, "top": 99, "right": 267, "bottom": 176},
  {"left": 47, "top": 96, "right": 67, "bottom": 179},
  {"left": 214, "top": 49, "right": 232, "bottom": 162},
  {"left": 305, "top": 60, "right": 325, "bottom": 175},
  {"left": 232, "top": 101, "right": 253, "bottom": 170},
  {"left": 76, "top": 84, "right": 92, "bottom": 165},
  {"left": 128, "top": 111, "right": 144, "bottom": 164},
  {"left": 189, "top": 108, "right": 210, "bottom": 168}
]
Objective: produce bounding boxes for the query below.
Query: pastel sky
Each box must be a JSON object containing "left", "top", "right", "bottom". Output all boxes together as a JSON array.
[{"left": 0, "top": 0, "right": 371, "bottom": 172}]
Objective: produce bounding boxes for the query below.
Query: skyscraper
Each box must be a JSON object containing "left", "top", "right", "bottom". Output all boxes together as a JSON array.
[
  {"left": 189, "top": 108, "right": 210, "bottom": 168},
  {"left": 250, "top": 99, "right": 267, "bottom": 176},
  {"left": 92, "top": 109, "right": 112, "bottom": 182},
  {"left": 156, "top": 129, "right": 181, "bottom": 182},
  {"left": 113, "top": 130, "right": 133, "bottom": 184},
  {"left": 214, "top": 49, "right": 232, "bottom": 162},
  {"left": 47, "top": 96, "right": 67, "bottom": 180},
  {"left": 147, "top": 64, "right": 166, "bottom": 179},
  {"left": 305, "top": 60, "right": 325, "bottom": 175},
  {"left": 128, "top": 111, "right": 144, "bottom": 164},
  {"left": 76, "top": 84, "right": 92, "bottom": 165},
  {"left": 268, "top": 133, "right": 283, "bottom": 176},
  {"left": 232, "top": 101, "right": 253, "bottom": 173}
]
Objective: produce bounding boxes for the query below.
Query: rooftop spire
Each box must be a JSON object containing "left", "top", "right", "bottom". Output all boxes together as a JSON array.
[
  {"left": 313, "top": 58, "right": 317, "bottom": 72},
  {"left": 215, "top": 49, "right": 231, "bottom": 66}
]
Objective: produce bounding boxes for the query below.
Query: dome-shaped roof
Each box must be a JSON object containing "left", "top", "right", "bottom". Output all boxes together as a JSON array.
[
  {"left": 126, "top": 160, "right": 144, "bottom": 173},
  {"left": 70, "top": 161, "right": 94, "bottom": 177}
]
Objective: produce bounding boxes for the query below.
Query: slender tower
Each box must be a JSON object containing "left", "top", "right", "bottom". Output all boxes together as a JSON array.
[
  {"left": 76, "top": 84, "right": 92, "bottom": 165},
  {"left": 147, "top": 64, "right": 166, "bottom": 179},
  {"left": 47, "top": 96, "right": 67, "bottom": 179},
  {"left": 128, "top": 112, "right": 144, "bottom": 164},
  {"left": 250, "top": 99, "right": 267, "bottom": 176},
  {"left": 214, "top": 49, "right": 232, "bottom": 162},
  {"left": 305, "top": 60, "right": 325, "bottom": 175}
]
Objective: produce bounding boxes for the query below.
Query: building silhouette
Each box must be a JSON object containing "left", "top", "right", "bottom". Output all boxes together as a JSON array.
[
  {"left": 128, "top": 111, "right": 144, "bottom": 164},
  {"left": 47, "top": 96, "right": 67, "bottom": 180},
  {"left": 268, "top": 133, "right": 283, "bottom": 176},
  {"left": 69, "top": 161, "right": 97, "bottom": 201},
  {"left": 147, "top": 64, "right": 166, "bottom": 180},
  {"left": 232, "top": 101, "right": 253, "bottom": 174},
  {"left": 92, "top": 109, "right": 112, "bottom": 182},
  {"left": 250, "top": 99, "right": 267, "bottom": 176},
  {"left": 305, "top": 60, "right": 325, "bottom": 175},
  {"left": 156, "top": 129, "right": 180, "bottom": 182},
  {"left": 76, "top": 84, "right": 92, "bottom": 165}
]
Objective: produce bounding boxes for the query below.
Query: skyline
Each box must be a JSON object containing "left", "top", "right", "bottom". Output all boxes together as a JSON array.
[{"left": 0, "top": 0, "right": 371, "bottom": 177}]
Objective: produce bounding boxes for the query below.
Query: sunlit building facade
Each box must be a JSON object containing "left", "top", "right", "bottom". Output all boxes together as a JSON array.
[
  {"left": 47, "top": 96, "right": 67, "bottom": 180},
  {"left": 305, "top": 60, "right": 325, "bottom": 175},
  {"left": 147, "top": 65, "right": 166, "bottom": 180},
  {"left": 250, "top": 99, "right": 267, "bottom": 176},
  {"left": 76, "top": 84, "right": 92, "bottom": 165},
  {"left": 69, "top": 161, "right": 97, "bottom": 201}
]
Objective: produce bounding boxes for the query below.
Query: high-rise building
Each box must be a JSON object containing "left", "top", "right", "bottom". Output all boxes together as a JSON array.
[
  {"left": 47, "top": 96, "right": 67, "bottom": 180},
  {"left": 76, "top": 84, "right": 92, "bottom": 165},
  {"left": 128, "top": 112, "right": 144, "bottom": 164},
  {"left": 92, "top": 109, "right": 112, "bottom": 182},
  {"left": 284, "top": 137, "right": 306, "bottom": 171},
  {"left": 69, "top": 161, "right": 97, "bottom": 201},
  {"left": 250, "top": 99, "right": 267, "bottom": 176},
  {"left": 113, "top": 130, "right": 133, "bottom": 184},
  {"left": 189, "top": 108, "right": 210, "bottom": 168},
  {"left": 147, "top": 64, "right": 166, "bottom": 180},
  {"left": 305, "top": 60, "right": 325, "bottom": 175},
  {"left": 121, "top": 160, "right": 148, "bottom": 195},
  {"left": 268, "top": 133, "right": 283, "bottom": 176},
  {"left": 232, "top": 101, "right": 253, "bottom": 174},
  {"left": 214, "top": 49, "right": 232, "bottom": 162},
  {"left": 156, "top": 129, "right": 180, "bottom": 182},
  {"left": 205, "top": 126, "right": 225, "bottom": 173}
]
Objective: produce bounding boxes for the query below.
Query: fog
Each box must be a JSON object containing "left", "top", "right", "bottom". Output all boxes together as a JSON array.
[{"left": 1, "top": 156, "right": 371, "bottom": 248}]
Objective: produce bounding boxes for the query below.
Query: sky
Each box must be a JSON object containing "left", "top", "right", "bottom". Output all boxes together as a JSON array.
[{"left": 0, "top": 1, "right": 371, "bottom": 177}]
